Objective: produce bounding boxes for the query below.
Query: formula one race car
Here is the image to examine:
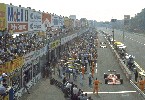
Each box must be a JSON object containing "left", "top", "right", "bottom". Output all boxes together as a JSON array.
[{"left": 104, "top": 70, "right": 123, "bottom": 85}]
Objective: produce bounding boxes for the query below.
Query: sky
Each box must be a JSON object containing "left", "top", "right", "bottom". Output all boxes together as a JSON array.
[{"left": 1, "top": 0, "right": 145, "bottom": 21}]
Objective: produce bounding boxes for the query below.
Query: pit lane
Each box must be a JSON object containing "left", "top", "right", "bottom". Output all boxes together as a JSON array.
[{"left": 82, "top": 32, "right": 144, "bottom": 100}]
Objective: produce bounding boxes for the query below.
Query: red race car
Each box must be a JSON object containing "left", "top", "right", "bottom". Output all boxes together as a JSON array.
[{"left": 104, "top": 70, "right": 123, "bottom": 85}]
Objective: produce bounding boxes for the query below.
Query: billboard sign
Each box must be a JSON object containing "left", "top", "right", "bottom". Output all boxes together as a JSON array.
[
  {"left": 7, "top": 4, "right": 28, "bottom": 33},
  {"left": 42, "top": 12, "right": 51, "bottom": 31},
  {"left": 51, "top": 14, "right": 59, "bottom": 29},
  {"left": 0, "top": 3, "right": 6, "bottom": 31},
  {"left": 59, "top": 16, "right": 64, "bottom": 28},
  {"left": 124, "top": 15, "right": 130, "bottom": 25},
  {"left": 28, "top": 10, "right": 42, "bottom": 31}
]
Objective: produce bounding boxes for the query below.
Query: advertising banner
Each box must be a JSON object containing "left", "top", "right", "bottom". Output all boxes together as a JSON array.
[
  {"left": 51, "top": 14, "right": 59, "bottom": 28},
  {"left": 59, "top": 16, "right": 64, "bottom": 28},
  {"left": 12, "top": 57, "right": 24, "bottom": 71},
  {"left": 75, "top": 19, "right": 81, "bottom": 28},
  {"left": 61, "top": 37, "right": 66, "bottom": 45},
  {"left": 24, "top": 51, "right": 34, "bottom": 64},
  {"left": 0, "top": 65, "right": 3, "bottom": 75},
  {"left": 42, "top": 13, "right": 51, "bottom": 31},
  {"left": 24, "top": 46, "right": 47, "bottom": 64},
  {"left": 64, "top": 17, "right": 70, "bottom": 28},
  {"left": 3, "top": 57, "right": 25, "bottom": 73},
  {"left": 49, "top": 40, "right": 60, "bottom": 50},
  {"left": 124, "top": 15, "right": 130, "bottom": 25},
  {"left": 3, "top": 62, "right": 11, "bottom": 73},
  {"left": 28, "top": 10, "right": 42, "bottom": 31},
  {"left": 39, "top": 45, "right": 47, "bottom": 56},
  {"left": 0, "top": 3, "right": 6, "bottom": 31},
  {"left": 7, "top": 4, "right": 28, "bottom": 33}
]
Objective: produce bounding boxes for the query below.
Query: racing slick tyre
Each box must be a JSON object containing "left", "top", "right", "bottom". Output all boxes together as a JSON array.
[
  {"left": 104, "top": 73, "right": 108, "bottom": 79},
  {"left": 120, "top": 79, "right": 123, "bottom": 84},
  {"left": 116, "top": 73, "right": 120, "bottom": 79},
  {"left": 105, "top": 79, "right": 108, "bottom": 84}
]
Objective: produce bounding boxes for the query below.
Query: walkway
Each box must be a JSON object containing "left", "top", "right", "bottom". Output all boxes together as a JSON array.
[{"left": 20, "top": 78, "right": 65, "bottom": 100}]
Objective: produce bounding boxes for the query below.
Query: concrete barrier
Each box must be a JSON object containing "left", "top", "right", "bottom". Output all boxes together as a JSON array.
[
  {"left": 118, "top": 59, "right": 132, "bottom": 80},
  {"left": 134, "top": 61, "right": 144, "bottom": 72}
]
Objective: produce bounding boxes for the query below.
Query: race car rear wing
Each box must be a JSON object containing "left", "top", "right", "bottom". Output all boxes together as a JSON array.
[{"left": 108, "top": 70, "right": 116, "bottom": 72}]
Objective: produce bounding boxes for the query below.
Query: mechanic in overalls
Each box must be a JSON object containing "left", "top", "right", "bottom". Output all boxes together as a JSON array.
[
  {"left": 93, "top": 78, "right": 101, "bottom": 95},
  {"left": 91, "top": 63, "right": 95, "bottom": 77},
  {"left": 138, "top": 78, "right": 145, "bottom": 91},
  {"left": 81, "top": 66, "right": 85, "bottom": 79},
  {"left": 91, "top": 67, "right": 95, "bottom": 79}
]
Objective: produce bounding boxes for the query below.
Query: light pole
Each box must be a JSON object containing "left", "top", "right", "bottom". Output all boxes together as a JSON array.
[
  {"left": 123, "top": 26, "right": 125, "bottom": 42},
  {"left": 123, "top": 15, "right": 130, "bottom": 43},
  {"left": 112, "top": 29, "right": 115, "bottom": 46},
  {"left": 111, "top": 19, "right": 117, "bottom": 46}
]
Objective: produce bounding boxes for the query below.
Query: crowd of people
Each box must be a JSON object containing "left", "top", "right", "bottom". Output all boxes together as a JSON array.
[
  {"left": 50, "top": 31, "right": 100, "bottom": 100},
  {"left": 0, "top": 29, "right": 45, "bottom": 64},
  {"left": 0, "top": 27, "right": 78, "bottom": 65}
]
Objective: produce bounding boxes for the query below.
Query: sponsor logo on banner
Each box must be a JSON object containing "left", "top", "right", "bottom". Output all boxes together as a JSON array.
[
  {"left": 8, "top": 23, "right": 28, "bottom": 32},
  {"left": 5, "top": 61, "right": 12, "bottom": 73},
  {"left": 7, "top": 5, "right": 28, "bottom": 33},
  {"left": 0, "top": 3, "right": 6, "bottom": 31},
  {"left": 52, "top": 15, "right": 59, "bottom": 28},
  {"left": 12, "top": 57, "right": 24, "bottom": 71},
  {"left": 7, "top": 5, "right": 28, "bottom": 22},
  {"left": 24, "top": 46, "right": 47, "bottom": 64},
  {"left": 59, "top": 16, "right": 64, "bottom": 28},
  {"left": 28, "top": 10, "right": 42, "bottom": 31},
  {"left": 2, "top": 57, "right": 24, "bottom": 73},
  {"left": 50, "top": 40, "right": 60, "bottom": 50},
  {"left": 42, "top": 13, "right": 51, "bottom": 31},
  {"left": 24, "top": 51, "right": 34, "bottom": 64}
]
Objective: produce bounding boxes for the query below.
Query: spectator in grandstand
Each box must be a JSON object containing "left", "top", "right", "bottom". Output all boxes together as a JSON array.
[{"left": 0, "top": 31, "right": 46, "bottom": 64}]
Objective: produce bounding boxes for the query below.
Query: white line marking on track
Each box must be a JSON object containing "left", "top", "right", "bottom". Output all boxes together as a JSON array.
[
  {"left": 84, "top": 91, "right": 136, "bottom": 94},
  {"left": 122, "top": 94, "right": 129, "bottom": 96},
  {"left": 95, "top": 69, "right": 97, "bottom": 73}
]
